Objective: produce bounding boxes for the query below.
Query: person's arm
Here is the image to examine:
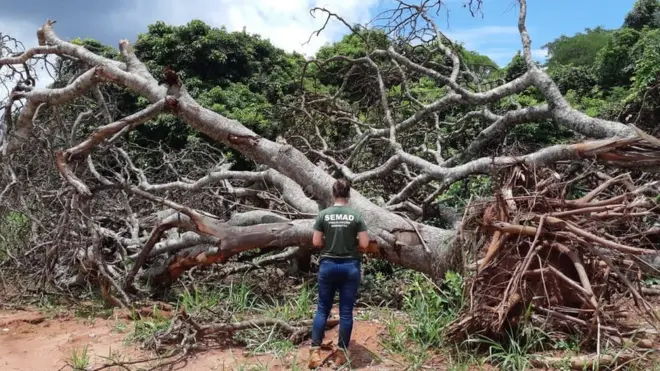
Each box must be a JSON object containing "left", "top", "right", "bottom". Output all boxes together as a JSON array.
[
  {"left": 356, "top": 215, "right": 369, "bottom": 252},
  {"left": 357, "top": 231, "right": 369, "bottom": 251},
  {"left": 312, "top": 213, "right": 324, "bottom": 248},
  {"left": 313, "top": 230, "right": 324, "bottom": 248}
]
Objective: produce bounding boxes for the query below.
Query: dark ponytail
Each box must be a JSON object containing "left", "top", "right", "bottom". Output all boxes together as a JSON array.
[{"left": 332, "top": 178, "right": 351, "bottom": 199}]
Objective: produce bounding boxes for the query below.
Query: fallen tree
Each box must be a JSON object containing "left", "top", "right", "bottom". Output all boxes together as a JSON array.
[
  {"left": 449, "top": 165, "right": 660, "bottom": 356},
  {"left": 0, "top": 0, "right": 659, "bottom": 314}
]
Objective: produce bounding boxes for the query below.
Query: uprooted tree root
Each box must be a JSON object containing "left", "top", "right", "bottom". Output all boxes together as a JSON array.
[{"left": 449, "top": 166, "right": 660, "bottom": 367}]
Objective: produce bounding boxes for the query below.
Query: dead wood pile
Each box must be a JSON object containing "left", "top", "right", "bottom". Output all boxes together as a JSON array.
[{"left": 449, "top": 166, "right": 660, "bottom": 352}]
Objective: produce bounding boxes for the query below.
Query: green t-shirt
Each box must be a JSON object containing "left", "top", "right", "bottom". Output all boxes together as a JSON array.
[{"left": 313, "top": 205, "right": 368, "bottom": 260}]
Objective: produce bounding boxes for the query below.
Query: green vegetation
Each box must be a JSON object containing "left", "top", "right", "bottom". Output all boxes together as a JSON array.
[
  {"left": 0, "top": 211, "right": 29, "bottom": 263},
  {"left": 68, "top": 344, "right": 90, "bottom": 370},
  {"left": 544, "top": 0, "right": 660, "bottom": 132}
]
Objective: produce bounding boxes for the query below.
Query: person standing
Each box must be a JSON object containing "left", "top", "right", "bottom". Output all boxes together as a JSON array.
[{"left": 307, "top": 178, "right": 369, "bottom": 369}]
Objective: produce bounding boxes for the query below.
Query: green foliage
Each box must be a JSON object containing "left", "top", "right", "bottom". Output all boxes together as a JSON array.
[
  {"left": 0, "top": 211, "right": 29, "bottom": 262},
  {"left": 68, "top": 344, "right": 90, "bottom": 370},
  {"left": 388, "top": 272, "right": 465, "bottom": 348},
  {"left": 436, "top": 175, "right": 492, "bottom": 209},
  {"left": 127, "top": 314, "right": 172, "bottom": 344},
  {"left": 402, "top": 272, "right": 464, "bottom": 348},
  {"left": 198, "top": 83, "right": 276, "bottom": 137},
  {"left": 135, "top": 20, "right": 302, "bottom": 98},
  {"left": 508, "top": 119, "right": 575, "bottom": 148},
  {"left": 504, "top": 52, "right": 527, "bottom": 82},
  {"left": 457, "top": 46, "right": 500, "bottom": 79},
  {"left": 469, "top": 328, "right": 548, "bottom": 371},
  {"left": 380, "top": 271, "right": 465, "bottom": 368},
  {"left": 594, "top": 27, "right": 641, "bottom": 89},
  {"left": 70, "top": 38, "right": 119, "bottom": 59},
  {"left": 543, "top": 27, "right": 613, "bottom": 70},
  {"left": 548, "top": 65, "right": 598, "bottom": 95},
  {"left": 314, "top": 30, "right": 389, "bottom": 67},
  {"left": 311, "top": 30, "right": 391, "bottom": 104},
  {"left": 630, "top": 28, "right": 660, "bottom": 92},
  {"left": 564, "top": 88, "right": 610, "bottom": 118},
  {"left": 120, "top": 20, "right": 306, "bottom": 155},
  {"left": 260, "top": 282, "right": 315, "bottom": 321},
  {"left": 316, "top": 29, "right": 390, "bottom": 59},
  {"left": 623, "top": 0, "right": 660, "bottom": 30}
]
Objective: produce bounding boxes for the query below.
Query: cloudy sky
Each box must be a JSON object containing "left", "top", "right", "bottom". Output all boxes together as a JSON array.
[{"left": 1, "top": 0, "right": 636, "bottom": 90}]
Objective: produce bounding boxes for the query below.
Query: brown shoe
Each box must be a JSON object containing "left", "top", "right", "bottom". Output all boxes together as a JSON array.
[
  {"left": 307, "top": 346, "right": 322, "bottom": 369},
  {"left": 334, "top": 349, "right": 349, "bottom": 367}
]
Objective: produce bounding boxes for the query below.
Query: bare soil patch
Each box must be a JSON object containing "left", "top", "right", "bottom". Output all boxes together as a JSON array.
[{"left": 0, "top": 308, "right": 404, "bottom": 370}]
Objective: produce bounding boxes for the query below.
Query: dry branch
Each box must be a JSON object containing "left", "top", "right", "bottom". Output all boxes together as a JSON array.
[
  {"left": 149, "top": 309, "right": 340, "bottom": 352},
  {"left": 449, "top": 163, "right": 660, "bottom": 355}
]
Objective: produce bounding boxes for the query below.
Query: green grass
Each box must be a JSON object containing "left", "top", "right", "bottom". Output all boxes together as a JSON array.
[
  {"left": 178, "top": 281, "right": 260, "bottom": 316},
  {"left": 379, "top": 271, "right": 469, "bottom": 369},
  {"left": 68, "top": 344, "right": 90, "bottom": 370},
  {"left": 259, "top": 282, "right": 315, "bottom": 321},
  {"left": 46, "top": 266, "right": 625, "bottom": 371},
  {"left": 0, "top": 211, "right": 29, "bottom": 262},
  {"left": 125, "top": 306, "right": 172, "bottom": 345},
  {"left": 174, "top": 280, "right": 315, "bottom": 359},
  {"left": 465, "top": 305, "right": 553, "bottom": 371}
]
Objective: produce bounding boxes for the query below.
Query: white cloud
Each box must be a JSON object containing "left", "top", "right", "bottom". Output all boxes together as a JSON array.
[
  {"left": 439, "top": 25, "right": 550, "bottom": 67},
  {"left": 443, "top": 25, "right": 519, "bottom": 50},
  {"left": 1, "top": 19, "right": 57, "bottom": 115},
  {"left": 1, "top": 20, "right": 56, "bottom": 89},
  {"left": 115, "top": 0, "right": 380, "bottom": 57},
  {"left": 531, "top": 48, "right": 549, "bottom": 60}
]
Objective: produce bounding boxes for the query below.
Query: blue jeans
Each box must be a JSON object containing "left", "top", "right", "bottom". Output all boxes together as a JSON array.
[{"left": 311, "top": 257, "right": 361, "bottom": 350}]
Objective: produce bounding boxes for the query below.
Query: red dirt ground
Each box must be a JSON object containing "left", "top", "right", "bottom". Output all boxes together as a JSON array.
[{"left": 0, "top": 308, "right": 406, "bottom": 370}]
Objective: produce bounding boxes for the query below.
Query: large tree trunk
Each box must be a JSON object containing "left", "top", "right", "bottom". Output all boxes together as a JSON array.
[{"left": 136, "top": 202, "right": 461, "bottom": 286}]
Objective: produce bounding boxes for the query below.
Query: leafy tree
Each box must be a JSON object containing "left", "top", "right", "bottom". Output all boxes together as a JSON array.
[
  {"left": 623, "top": 0, "right": 660, "bottom": 30},
  {"left": 630, "top": 28, "right": 660, "bottom": 92},
  {"left": 116, "top": 20, "right": 308, "bottom": 169},
  {"left": 542, "top": 27, "right": 613, "bottom": 70},
  {"left": 594, "top": 27, "right": 641, "bottom": 89},
  {"left": 548, "top": 65, "right": 598, "bottom": 95},
  {"left": 504, "top": 52, "right": 527, "bottom": 82},
  {"left": 457, "top": 45, "right": 500, "bottom": 80},
  {"left": 134, "top": 20, "right": 303, "bottom": 99}
]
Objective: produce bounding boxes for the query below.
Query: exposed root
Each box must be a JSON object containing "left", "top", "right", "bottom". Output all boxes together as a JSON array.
[{"left": 450, "top": 165, "right": 660, "bottom": 356}]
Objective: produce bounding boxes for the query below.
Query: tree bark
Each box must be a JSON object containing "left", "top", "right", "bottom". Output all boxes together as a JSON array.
[{"left": 141, "top": 213, "right": 460, "bottom": 287}]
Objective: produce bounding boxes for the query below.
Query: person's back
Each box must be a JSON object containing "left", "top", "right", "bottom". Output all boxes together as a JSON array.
[
  {"left": 308, "top": 179, "right": 369, "bottom": 369},
  {"left": 315, "top": 205, "right": 365, "bottom": 260}
]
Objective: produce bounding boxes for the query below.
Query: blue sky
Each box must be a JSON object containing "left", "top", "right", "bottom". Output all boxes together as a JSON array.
[
  {"left": 0, "top": 0, "right": 639, "bottom": 88},
  {"left": 418, "top": 0, "right": 636, "bottom": 66}
]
